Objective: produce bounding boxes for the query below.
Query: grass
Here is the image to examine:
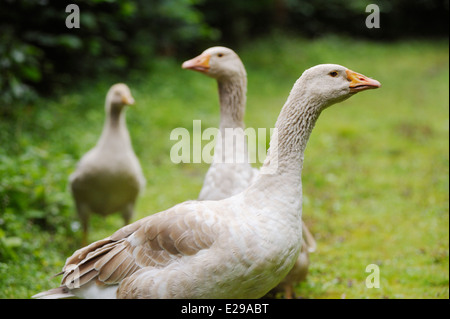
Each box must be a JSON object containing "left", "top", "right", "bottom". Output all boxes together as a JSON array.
[{"left": 0, "top": 35, "right": 448, "bottom": 299}]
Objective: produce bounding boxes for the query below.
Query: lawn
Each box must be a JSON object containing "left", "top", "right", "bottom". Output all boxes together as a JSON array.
[{"left": 0, "top": 35, "right": 448, "bottom": 299}]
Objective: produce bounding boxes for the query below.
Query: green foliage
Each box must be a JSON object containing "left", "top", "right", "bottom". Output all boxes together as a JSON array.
[
  {"left": 0, "top": 28, "right": 43, "bottom": 107},
  {"left": 198, "top": 0, "right": 449, "bottom": 44},
  {"left": 0, "top": 0, "right": 217, "bottom": 106},
  {"left": 0, "top": 146, "right": 76, "bottom": 262},
  {"left": 1, "top": 0, "right": 448, "bottom": 107}
]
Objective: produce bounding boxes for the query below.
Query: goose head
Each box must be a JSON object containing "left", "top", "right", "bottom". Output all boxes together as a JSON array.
[
  {"left": 106, "top": 83, "right": 135, "bottom": 112},
  {"left": 295, "top": 64, "right": 381, "bottom": 111},
  {"left": 182, "top": 46, "right": 246, "bottom": 80}
]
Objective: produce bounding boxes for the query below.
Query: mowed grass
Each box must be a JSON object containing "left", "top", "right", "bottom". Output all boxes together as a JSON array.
[{"left": 0, "top": 36, "right": 448, "bottom": 298}]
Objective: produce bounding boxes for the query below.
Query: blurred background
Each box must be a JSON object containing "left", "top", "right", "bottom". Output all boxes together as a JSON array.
[{"left": 0, "top": 0, "right": 448, "bottom": 298}]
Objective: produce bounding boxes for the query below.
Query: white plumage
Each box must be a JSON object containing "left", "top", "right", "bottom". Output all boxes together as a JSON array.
[{"left": 182, "top": 47, "right": 258, "bottom": 200}]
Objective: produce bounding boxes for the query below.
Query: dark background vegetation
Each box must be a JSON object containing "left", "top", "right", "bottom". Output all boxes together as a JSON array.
[{"left": 0, "top": 0, "right": 448, "bottom": 107}]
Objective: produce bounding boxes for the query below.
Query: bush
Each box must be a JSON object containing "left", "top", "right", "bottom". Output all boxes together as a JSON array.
[
  {"left": 0, "top": 27, "right": 43, "bottom": 108},
  {"left": 0, "top": 146, "right": 76, "bottom": 261},
  {"left": 0, "top": 0, "right": 217, "bottom": 107},
  {"left": 0, "top": 0, "right": 447, "bottom": 105}
]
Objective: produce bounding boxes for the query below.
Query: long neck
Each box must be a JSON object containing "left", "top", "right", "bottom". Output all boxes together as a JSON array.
[
  {"left": 210, "top": 76, "right": 249, "bottom": 165},
  {"left": 245, "top": 80, "right": 323, "bottom": 211},
  {"left": 97, "top": 104, "right": 131, "bottom": 148},
  {"left": 217, "top": 76, "right": 246, "bottom": 130},
  {"left": 264, "top": 94, "right": 321, "bottom": 174}
]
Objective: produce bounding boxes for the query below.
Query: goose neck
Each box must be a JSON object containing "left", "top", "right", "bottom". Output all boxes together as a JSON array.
[
  {"left": 217, "top": 77, "right": 246, "bottom": 130},
  {"left": 97, "top": 105, "right": 130, "bottom": 148},
  {"left": 247, "top": 86, "right": 323, "bottom": 208},
  {"left": 107, "top": 106, "right": 126, "bottom": 129}
]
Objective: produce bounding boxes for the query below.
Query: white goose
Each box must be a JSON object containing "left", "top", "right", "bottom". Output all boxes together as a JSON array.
[
  {"left": 182, "top": 47, "right": 258, "bottom": 200},
  {"left": 69, "top": 83, "right": 145, "bottom": 245},
  {"left": 34, "top": 64, "right": 380, "bottom": 299},
  {"left": 182, "top": 47, "right": 317, "bottom": 298}
]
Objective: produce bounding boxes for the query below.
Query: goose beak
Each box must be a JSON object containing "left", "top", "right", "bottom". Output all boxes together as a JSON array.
[
  {"left": 122, "top": 96, "right": 135, "bottom": 105},
  {"left": 182, "top": 53, "right": 211, "bottom": 73},
  {"left": 346, "top": 69, "right": 381, "bottom": 93}
]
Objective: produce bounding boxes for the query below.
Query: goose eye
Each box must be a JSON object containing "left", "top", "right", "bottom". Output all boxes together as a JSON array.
[
  {"left": 329, "top": 71, "right": 338, "bottom": 77},
  {"left": 217, "top": 53, "right": 224, "bottom": 58}
]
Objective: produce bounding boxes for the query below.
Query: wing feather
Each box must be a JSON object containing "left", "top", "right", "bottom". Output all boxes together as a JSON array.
[
  {"left": 96, "top": 244, "right": 128, "bottom": 282},
  {"left": 56, "top": 203, "right": 219, "bottom": 293}
]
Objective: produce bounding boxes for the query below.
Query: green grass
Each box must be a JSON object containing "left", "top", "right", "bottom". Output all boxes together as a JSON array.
[{"left": 0, "top": 36, "right": 448, "bottom": 299}]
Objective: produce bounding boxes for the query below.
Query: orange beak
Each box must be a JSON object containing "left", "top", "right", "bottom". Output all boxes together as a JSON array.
[
  {"left": 122, "top": 95, "right": 135, "bottom": 105},
  {"left": 346, "top": 69, "right": 381, "bottom": 93},
  {"left": 182, "top": 53, "right": 211, "bottom": 73}
]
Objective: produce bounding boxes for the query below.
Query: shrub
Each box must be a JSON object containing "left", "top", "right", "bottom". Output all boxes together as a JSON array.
[{"left": 0, "top": 146, "right": 77, "bottom": 261}]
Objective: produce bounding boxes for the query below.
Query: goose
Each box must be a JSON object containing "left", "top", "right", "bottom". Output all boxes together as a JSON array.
[
  {"left": 34, "top": 64, "right": 380, "bottom": 299},
  {"left": 182, "top": 46, "right": 317, "bottom": 298},
  {"left": 182, "top": 46, "right": 258, "bottom": 201},
  {"left": 69, "top": 83, "right": 145, "bottom": 245}
]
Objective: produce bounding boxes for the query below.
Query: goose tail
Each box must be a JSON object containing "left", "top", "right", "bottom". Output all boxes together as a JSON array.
[{"left": 32, "top": 287, "right": 76, "bottom": 299}]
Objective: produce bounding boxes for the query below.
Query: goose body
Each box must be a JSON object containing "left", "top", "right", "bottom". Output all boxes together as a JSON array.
[
  {"left": 56, "top": 196, "right": 301, "bottom": 299},
  {"left": 34, "top": 64, "right": 380, "bottom": 299},
  {"left": 69, "top": 84, "right": 145, "bottom": 245}
]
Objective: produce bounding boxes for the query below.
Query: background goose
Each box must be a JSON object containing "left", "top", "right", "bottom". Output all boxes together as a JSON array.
[
  {"left": 69, "top": 83, "right": 145, "bottom": 245},
  {"left": 34, "top": 64, "right": 380, "bottom": 299},
  {"left": 182, "top": 46, "right": 317, "bottom": 298},
  {"left": 182, "top": 46, "right": 258, "bottom": 200}
]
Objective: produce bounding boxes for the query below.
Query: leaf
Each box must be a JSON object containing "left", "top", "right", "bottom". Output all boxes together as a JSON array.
[
  {"left": 3, "top": 236, "right": 22, "bottom": 248},
  {"left": 11, "top": 49, "right": 25, "bottom": 63},
  {"left": 57, "top": 35, "right": 83, "bottom": 50},
  {"left": 20, "top": 66, "right": 42, "bottom": 82}
]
